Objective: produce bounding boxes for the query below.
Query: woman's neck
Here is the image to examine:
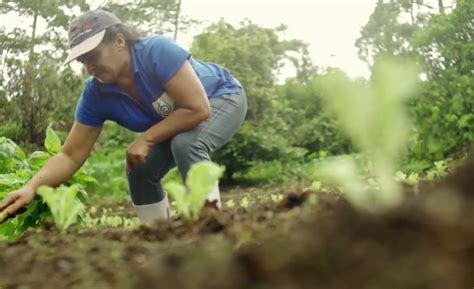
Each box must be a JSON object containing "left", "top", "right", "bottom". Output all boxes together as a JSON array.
[{"left": 115, "top": 47, "right": 134, "bottom": 86}]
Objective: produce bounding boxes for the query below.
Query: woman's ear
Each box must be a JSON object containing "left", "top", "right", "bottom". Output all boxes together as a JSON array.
[{"left": 115, "top": 33, "right": 126, "bottom": 48}]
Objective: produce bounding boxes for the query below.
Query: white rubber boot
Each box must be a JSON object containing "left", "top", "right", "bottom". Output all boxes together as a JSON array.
[
  {"left": 133, "top": 193, "right": 170, "bottom": 224},
  {"left": 206, "top": 182, "right": 222, "bottom": 209}
]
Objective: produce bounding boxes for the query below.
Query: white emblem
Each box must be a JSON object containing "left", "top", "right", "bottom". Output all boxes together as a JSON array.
[{"left": 152, "top": 92, "right": 175, "bottom": 118}]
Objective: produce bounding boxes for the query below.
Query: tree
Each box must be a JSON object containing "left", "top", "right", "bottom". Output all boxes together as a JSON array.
[
  {"left": 102, "top": 0, "right": 196, "bottom": 38},
  {"left": 0, "top": 0, "right": 88, "bottom": 147},
  {"left": 355, "top": 0, "right": 439, "bottom": 67},
  {"left": 408, "top": 0, "right": 473, "bottom": 161}
]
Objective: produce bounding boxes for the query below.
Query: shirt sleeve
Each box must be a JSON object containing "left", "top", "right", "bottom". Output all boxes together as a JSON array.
[
  {"left": 75, "top": 80, "right": 105, "bottom": 127},
  {"left": 150, "top": 36, "right": 191, "bottom": 85}
]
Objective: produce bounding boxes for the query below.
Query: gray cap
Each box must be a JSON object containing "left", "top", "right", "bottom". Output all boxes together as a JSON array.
[{"left": 64, "top": 9, "right": 122, "bottom": 65}]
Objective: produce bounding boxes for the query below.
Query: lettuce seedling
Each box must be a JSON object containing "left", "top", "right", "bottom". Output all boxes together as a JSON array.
[
  {"left": 315, "top": 56, "right": 420, "bottom": 212},
  {"left": 37, "top": 184, "right": 84, "bottom": 231},
  {"left": 0, "top": 127, "right": 96, "bottom": 239},
  {"left": 161, "top": 161, "right": 225, "bottom": 220}
]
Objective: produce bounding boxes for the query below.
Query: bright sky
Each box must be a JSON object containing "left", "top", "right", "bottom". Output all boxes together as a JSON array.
[{"left": 177, "top": 0, "right": 377, "bottom": 79}]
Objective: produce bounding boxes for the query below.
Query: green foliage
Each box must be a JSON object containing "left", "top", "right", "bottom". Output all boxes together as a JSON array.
[
  {"left": 355, "top": 0, "right": 425, "bottom": 66},
  {"left": 37, "top": 185, "right": 84, "bottom": 231},
  {"left": 44, "top": 125, "right": 62, "bottom": 155},
  {"left": 225, "top": 199, "right": 236, "bottom": 209},
  {"left": 80, "top": 206, "right": 139, "bottom": 228},
  {"left": 0, "top": 0, "right": 87, "bottom": 147},
  {"left": 213, "top": 123, "right": 306, "bottom": 183},
  {"left": 191, "top": 19, "right": 313, "bottom": 121},
  {"left": 239, "top": 193, "right": 253, "bottom": 209},
  {"left": 315, "top": 57, "right": 420, "bottom": 212},
  {"left": 0, "top": 128, "right": 96, "bottom": 239},
  {"left": 161, "top": 162, "right": 225, "bottom": 220},
  {"left": 408, "top": 0, "right": 474, "bottom": 161},
  {"left": 358, "top": 0, "right": 473, "bottom": 164},
  {"left": 103, "top": 0, "right": 194, "bottom": 38},
  {"left": 276, "top": 78, "right": 352, "bottom": 154}
]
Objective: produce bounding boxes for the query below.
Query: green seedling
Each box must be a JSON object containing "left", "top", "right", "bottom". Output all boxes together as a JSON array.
[
  {"left": 82, "top": 213, "right": 139, "bottom": 228},
  {"left": 240, "top": 196, "right": 250, "bottom": 209},
  {"left": 311, "top": 181, "right": 322, "bottom": 191},
  {"left": 0, "top": 127, "right": 97, "bottom": 239},
  {"left": 161, "top": 161, "right": 225, "bottom": 220},
  {"left": 270, "top": 193, "right": 284, "bottom": 203},
  {"left": 407, "top": 172, "right": 420, "bottom": 185},
  {"left": 37, "top": 185, "right": 84, "bottom": 231},
  {"left": 225, "top": 199, "right": 236, "bottom": 209},
  {"left": 316, "top": 56, "right": 420, "bottom": 212},
  {"left": 395, "top": 171, "right": 407, "bottom": 182},
  {"left": 427, "top": 160, "right": 449, "bottom": 180}
]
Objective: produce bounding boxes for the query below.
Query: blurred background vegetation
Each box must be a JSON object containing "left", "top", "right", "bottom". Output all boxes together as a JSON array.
[{"left": 0, "top": 0, "right": 472, "bottom": 199}]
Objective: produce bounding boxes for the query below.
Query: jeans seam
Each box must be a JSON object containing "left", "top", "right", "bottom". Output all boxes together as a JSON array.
[{"left": 195, "top": 93, "right": 242, "bottom": 151}]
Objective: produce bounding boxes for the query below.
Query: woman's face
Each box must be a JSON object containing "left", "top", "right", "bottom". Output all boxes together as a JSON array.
[{"left": 77, "top": 35, "right": 128, "bottom": 83}]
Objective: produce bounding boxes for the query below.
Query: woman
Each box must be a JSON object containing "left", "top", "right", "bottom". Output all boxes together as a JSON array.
[{"left": 0, "top": 9, "right": 247, "bottom": 224}]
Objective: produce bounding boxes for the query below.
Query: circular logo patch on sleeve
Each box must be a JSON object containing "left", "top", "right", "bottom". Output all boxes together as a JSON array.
[{"left": 152, "top": 92, "right": 175, "bottom": 118}]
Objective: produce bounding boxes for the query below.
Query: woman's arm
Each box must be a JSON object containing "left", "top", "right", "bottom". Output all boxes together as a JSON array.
[
  {"left": 144, "top": 60, "right": 210, "bottom": 144},
  {"left": 0, "top": 122, "right": 102, "bottom": 216},
  {"left": 25, "top": 121, "right": 103, "bottom": 190},
  {"left": 126, "top": 60, "right": 210, "bottom": 171}
]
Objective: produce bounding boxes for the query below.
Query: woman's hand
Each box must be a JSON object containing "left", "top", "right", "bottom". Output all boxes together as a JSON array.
[
  {"left": 0, "top": 187, "right": 36, "bottom": 223},
  {"left": 126, "top": 134, "right": 155, "bottom": 174}
]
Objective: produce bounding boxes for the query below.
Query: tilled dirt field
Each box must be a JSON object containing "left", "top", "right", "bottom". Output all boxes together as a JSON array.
[{"left": 0, "top": 158, "right": 473, "bottom": 289}]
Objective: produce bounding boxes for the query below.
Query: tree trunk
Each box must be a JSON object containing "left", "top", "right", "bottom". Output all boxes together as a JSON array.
[
  {"left": 438, "top": 0, "right": 445, "bottom": 14},
  {"left": 29, "top": 8, "right": 38, "bottom": 57},
  {"left": 173, "top": 0, "right": 182, "bottom": 40}
]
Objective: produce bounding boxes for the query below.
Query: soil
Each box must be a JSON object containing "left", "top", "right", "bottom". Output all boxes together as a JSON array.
[{"left": 0, "top": 158, "right": 473, "bottom": 289}]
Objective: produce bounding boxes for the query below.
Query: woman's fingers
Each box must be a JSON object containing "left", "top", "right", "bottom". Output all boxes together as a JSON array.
[
  {"left": 0, "top": 204, "right": 16, "bottom": 224},
  {"left": 0, "top": 193, "right": 18, "bottom": 211},
  {"left": 126, "top": 154, "right": 147, "bottom": 174}
]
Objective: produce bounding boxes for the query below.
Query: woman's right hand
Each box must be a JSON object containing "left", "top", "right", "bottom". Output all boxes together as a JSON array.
[{"left": 0, "top": 187, "right": 36, "bottom": 223}]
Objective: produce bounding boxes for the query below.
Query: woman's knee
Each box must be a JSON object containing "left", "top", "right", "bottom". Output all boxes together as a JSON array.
[{"left": 171, "top": 133, "right": 208, "bottom": 157}]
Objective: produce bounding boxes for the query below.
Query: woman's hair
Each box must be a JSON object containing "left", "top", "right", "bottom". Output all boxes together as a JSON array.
[{"left": 102, "top": 23, "right": 141, "bottom": 45}]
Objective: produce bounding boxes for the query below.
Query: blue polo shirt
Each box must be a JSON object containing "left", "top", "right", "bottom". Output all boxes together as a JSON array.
[{"left": 75, "top": 36, "right": 242, "bottom": 132}]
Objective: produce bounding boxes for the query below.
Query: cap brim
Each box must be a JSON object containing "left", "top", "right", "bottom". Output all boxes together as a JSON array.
[{"left": 62, "top": 30, "right": 106, "bottom": 66}]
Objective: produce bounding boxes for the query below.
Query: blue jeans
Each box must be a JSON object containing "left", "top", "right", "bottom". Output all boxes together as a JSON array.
[{"left": 127, "top": 91, "right": 247, "bottom": 205}]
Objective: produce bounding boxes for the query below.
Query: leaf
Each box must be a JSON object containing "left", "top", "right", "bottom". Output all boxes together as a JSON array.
[
  {"left": 0, "top": 137, "right": 27, "bottom": 173},
  {"left": 0, "top": 174, "right": 27, "bottom": 187},
  {"left": 186, "top": 162, "right": 225, "bottom": 219},
  {"left": 161, "top": 162, "right": 225, "bottom": 220},
  {"left": 162, "top": 182, "right": 189, "bottom": 218},
  {"left": 161, "top": 167, "right": 183, "bottom": 185},
  {"left": 311, "top": 181, "right": 322, "bottom": 191},
  {"left": 44, "top": 125, "right": 62, "bottom": 155},
  {"left": 27, "top": 151, "right": 51, "bottom": 171},
  {"left": 37, "top": 185, "right": 84, "bottom": 231}
]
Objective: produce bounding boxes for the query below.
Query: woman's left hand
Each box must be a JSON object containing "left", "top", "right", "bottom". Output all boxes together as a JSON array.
[{"left": 126, "top": 134, "right": 154, "bottom": 174}]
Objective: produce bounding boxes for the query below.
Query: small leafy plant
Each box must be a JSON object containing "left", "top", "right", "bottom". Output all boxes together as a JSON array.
[
  {"left": 37, "top": 185, "right": 85, "bottom": 231},
  {"left": 240, "top": 193, "right": 252, "bottom": 209},
  {"left": 315, "top": 56, "right": 420, "bottom": 212},
  {"left": 426, "top": 160, "right": 449, "bottom": 180},
  {"left": 0, "top": 126, "right": 97, "bottom": 239},
  {"left": 161, "top": 161, "right": 225, "bottom": 220},
  {"left": 225, "top": 199, "right": 236, "bottom": 209},
  {"left": 270, "top": 193, "right": 284, "bottom": 203}
]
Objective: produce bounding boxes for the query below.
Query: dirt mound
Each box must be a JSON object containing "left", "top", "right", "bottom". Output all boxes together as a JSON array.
[
  {"left": 0, "top": 159, "right": 473, "bottom": 289},
  {"left": 134, "top": 158, "right": 474, "bottom": 289}
]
